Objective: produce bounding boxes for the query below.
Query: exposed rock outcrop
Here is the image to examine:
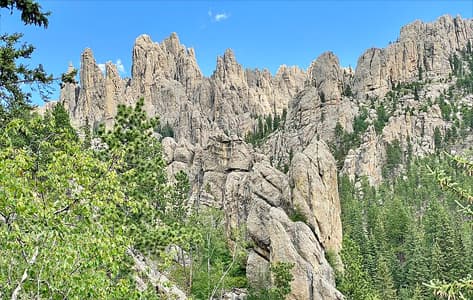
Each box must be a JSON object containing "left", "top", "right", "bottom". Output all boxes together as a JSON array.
[
  {"left": 162, "top": 135, "right": 343, "bottom": 300},
  {"left": 128, "top": 249, "right": 188, "bottom": 300},
  {"left": 342, "top": 85, "right": 450, "bottom": 185},
  {"left": 289, "top": 139, "right": 342, "bottom": 253},
  {"left": 353, "top": 15, "right": 473, "bottom": 98},
  {"left": 59, "top": 33, "right": 306, "bottom": 145}
]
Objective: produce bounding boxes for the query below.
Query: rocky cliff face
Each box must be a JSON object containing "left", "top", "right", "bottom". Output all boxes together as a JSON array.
[
  {"left": 54, "top": 14, "right": 473, "bottom": 299},
  {"left": 263, "top": 15, "right": 473, "bottom": 185},
  {"left": 353, "top": 15, "right": 473, "bottom": 99},
  {"left": 162, "top": 135, "right": 343, "bottom": 300},
  {"left": 61, "top": 33, "right": 306, "bottom": 145},
  {"left": 261, "top": 51, "right": 357, "bottom": 169}
]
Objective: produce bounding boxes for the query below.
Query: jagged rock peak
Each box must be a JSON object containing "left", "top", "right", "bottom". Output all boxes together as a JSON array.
[
  {"left": 307, "top": 51, "right": 343, "bottom": 102},
  {"left": 82, "top": 47, "right": 95, "bottom": 59},
  {"left": 213, "top": 48, "right": 245, "bottom": 83},
  {"left": 80, "top": 48, "right": 99, "bottom": 73},
  {"left": 135, "top": 34, "right": 152, "bottom": 44},
  {"left": 275, "top": 64, "right": 304, "bottom": 76},
  {"left": 223, "top": 48, "right": 236, "bottom": 62},
  {"left": 353, "top": 14, "right": 473, "bottom": 98},
  {"left": 399, "top": 14, "right": 466, "bottom": 40},
  {"left": 161, "top": 32, "right": 181, "bottom": 54},
  {"left": 131, "top": 33, "right": 202, "bottom": 86},
  {"left": 80, "top": 47, "right": 104, "bottom": 88},
  {"left": 105, "top": 61, "right": 119, "bottom": 78}
]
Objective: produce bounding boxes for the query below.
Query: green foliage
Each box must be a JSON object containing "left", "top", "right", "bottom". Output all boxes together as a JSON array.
[
  {"left": 331, "top": 109, "right": 368, "bottom": 169},
  {"left": 247, "top": 262, "right": 295, "bottom": 300},
  {"left": 245, "top": 113, "right": 283, "bottom": 146},
  {"left": 452, "top": 45, "right": 473, "bottom": 94},
  {"left": 188, "top": 209, "right": 248, "bottom": 299},
  {"left": 168, "top": 170, "right": 191, "bottom": 222},
  {"left": 281, "top": 108, "right": 287, "bottom": 124},
  {"left": 0, "top": 0, "right": 50, "bottom": 27},
  {"left": 96, "top": 98, "right": 166, "bottom": 207},
  {"left": 424, "top": 276, "right": 473, "bottom": 300},
  {"left": 437, "top": 93, "right": 452, "bottom": 121},
  {"left": 383, "top": 139, "right": 402, "bottom": 178},
  {"left": 434, "top": 127, "right": 443, "bottom": 150},
  {"left": 0, "top": 111, "right": 153, "bottom": 298},
  {"left": 0, "top": 33, "right": 53, "bottom": 120},
  {"left": 336, "top": 237, "right": 379, "bottom": 300},
  {"left": 158, "top": 121, "right": 174, "bottom": 139},
  {"left": 325, "top": 249, "right": 339, "bottom": 272},
  {"left": 270, "top": 262, "right": 294, "bottom": 299},
  {"left": 60, "top": 67, "right": 78, "bottom": 86},
  {"left": 374, "top": 105, "right": 389, "bottom": 134},
  {"left": 0, "top": 98, "right": 249, "bottom": 299},
  {"left": 450, "top": 53, "right": 463, "bottom": 77},
  {"left": 343, "top": 84, "right": 353, "bottom": 97},
  {"left": 338, "top": 154, "right": 473, "bottom": 299},
  {"left": 392, "top": 81, "right": 424, "bottom": 98},
  {"left": 0, "top": 1, "right": 53, "bottom": 123},
  {"left": 413, "top": 85, "right": 419, "bottom": 100},
  {"left": 422, "top": 152, "right": 473, "bottom": 299},
  {"left": 375, "top": 256, "right": 397, "bottom": 299},
  {"left": 353, "top": 108, "right": 369, "bottom": 133},
  {"left": 94, "top": 98, "right": 197, "bottom": 267}
]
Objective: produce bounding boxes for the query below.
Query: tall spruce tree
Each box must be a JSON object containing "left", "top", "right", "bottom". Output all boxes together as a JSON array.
[{"left": 0, "top": 0, "right": 53, "bottom": 123}]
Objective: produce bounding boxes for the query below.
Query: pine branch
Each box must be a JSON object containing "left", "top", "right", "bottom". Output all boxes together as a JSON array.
[{"left": 424, "top": 276, "right": 473, "bottom": 300}]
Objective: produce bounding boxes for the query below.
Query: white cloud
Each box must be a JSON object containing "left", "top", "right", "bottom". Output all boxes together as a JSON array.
[
  {"left": 115, "top": 59, "right": 125, "bottom": 74},
  {"left": 214, "top": 13, "right": 229, "bottom": 22},
  {"left": 98, "top": 63, "right": 106, "bottom": 73},
  {"left": 97, "top": 59, "right": 125, "bottom": 74}
]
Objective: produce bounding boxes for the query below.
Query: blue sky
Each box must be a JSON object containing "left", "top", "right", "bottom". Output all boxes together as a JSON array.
[{"left": 1, "top": 1, "right": 472, "bottom": 104}]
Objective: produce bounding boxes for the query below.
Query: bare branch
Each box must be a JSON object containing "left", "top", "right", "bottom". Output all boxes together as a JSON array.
[
  {"left": 209, "top": 242, "right": 239, "bottom": 300},
  {"left": 11, "top": 247, "right": 39, "bottom": 300}
]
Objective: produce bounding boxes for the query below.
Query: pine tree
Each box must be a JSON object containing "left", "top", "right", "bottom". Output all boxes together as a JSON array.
[
  {"left": 337, "top": 237, "right": 378, "bottom": 300},
  {"left": 374, "top": 256, "right": 397, "bottom": 300},
  {"left": 405, "top": 223, "right": 429, "bottom": 291},
  {"left": 0, "top": 1, "right": 53, "bottom": 123},
  {"left": 434, "top": 127, "right": 442, "bottom": 150},
  {"left": 430, "top": 240, "right": 446, "bottom": 281},
  {"left": 96, "top": 98, "right": 171, "bottom": 254}
]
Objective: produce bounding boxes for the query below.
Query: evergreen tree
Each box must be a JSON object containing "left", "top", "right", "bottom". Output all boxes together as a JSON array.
[
  {"left": 0, "top": 1, "right": 53, "bottom": 123},
  {"left": 430, "top": 240, "right": 447, "bottom": 281},
  {"left": 434, "top": 127, "right": 442, "bottom": 150},
  {"left": 404, "top": 223, "right": 429, "bottom": 293},
  {"left": 273, "top": 113, "right": 281, "bottom": 130},
  {"left": 374, "top": 105, "right": 389, "bottom": 134},
  {"left": 374, "top": 256, "right": 397, "bottom": 300},
  {"left": 337, "top": 237, "right": 378, "bottom": 300}
]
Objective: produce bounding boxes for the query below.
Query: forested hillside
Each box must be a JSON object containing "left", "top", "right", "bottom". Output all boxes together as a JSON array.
[{"left": 338, "top": 155, "right": 473, "bottom": 299}]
